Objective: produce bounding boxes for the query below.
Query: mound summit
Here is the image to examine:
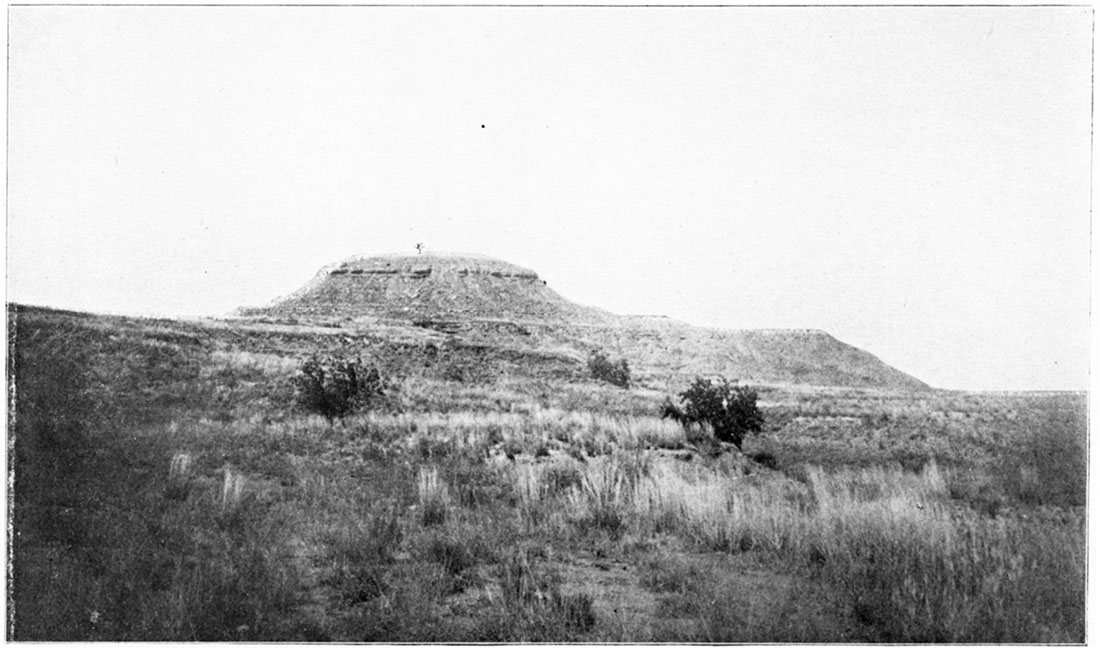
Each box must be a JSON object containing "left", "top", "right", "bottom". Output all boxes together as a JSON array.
[{"left": 243, "top": 252, "right": 927, "bottom": 390}]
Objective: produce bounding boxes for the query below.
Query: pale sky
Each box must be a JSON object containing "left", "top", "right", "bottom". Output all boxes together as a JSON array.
[{"left": 6, "top": 6, "right": 1092, "bottom": 391}]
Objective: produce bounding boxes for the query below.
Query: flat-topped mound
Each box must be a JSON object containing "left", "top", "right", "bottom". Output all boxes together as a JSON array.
[
  {"left": 238, "top": 251, "right": 928, "bottom": 390},
  {"left": 242, "top": 253, "right": 615, "bottom": 324}
]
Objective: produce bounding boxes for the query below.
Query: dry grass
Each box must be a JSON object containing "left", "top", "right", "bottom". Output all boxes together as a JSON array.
[
  {"left": 560, "top": 452, "right": 1084, "bottom": 642},
  {"left": 202, "top": 349, "right": 301, "bottom": 377},
  {"left": 8, "top": 305, "right": 1085, "bottom": 642}
]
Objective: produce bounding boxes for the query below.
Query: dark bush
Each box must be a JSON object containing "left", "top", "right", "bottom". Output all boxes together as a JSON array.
[
  {"left": 292, "top": 355, "right": 385, "bottom": 423},
  {"left": 749, "top": 451, "right": 778, "bottom": 470},
  {"left": 587, "top": 350, "right": 631, "bottom": 388},
  {"left": 664, "top": 377, "right": 765, "bottom": 451}
]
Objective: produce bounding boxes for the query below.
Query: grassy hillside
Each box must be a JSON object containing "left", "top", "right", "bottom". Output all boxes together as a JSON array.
[
  {"left": 537, "top": 321, "right": 929, "bottom": 390},
  {"left": 7, "top": 304, "right": 1085, "bottom": 641}
]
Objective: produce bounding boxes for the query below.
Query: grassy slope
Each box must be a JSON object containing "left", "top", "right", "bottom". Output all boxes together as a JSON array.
[{"left": 7, "top": 304, "right": 1086, "bottom": 641}]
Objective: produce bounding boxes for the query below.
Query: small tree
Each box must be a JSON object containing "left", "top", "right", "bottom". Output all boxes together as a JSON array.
[
  {"left": 668, "top": 377, "right": 764, "bottom": 450},
  {"left": 293, "top": 355, "right": 385, "bottom": 423},
  {"left": 587, "top": 350, "right": 631, "bottom": 388}
]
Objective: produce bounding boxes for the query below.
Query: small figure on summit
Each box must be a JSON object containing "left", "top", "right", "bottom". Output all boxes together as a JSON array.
[{"left": 416, "top": 243, "right": 423, "bottom": 255}]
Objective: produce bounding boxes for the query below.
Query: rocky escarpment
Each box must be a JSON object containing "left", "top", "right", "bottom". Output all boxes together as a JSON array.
[
  {"left": 239, "top": 252, "right": 928, "bottom": 390},
  {"left": 240, "top": 254, "right": 616, "bottom": 324}
]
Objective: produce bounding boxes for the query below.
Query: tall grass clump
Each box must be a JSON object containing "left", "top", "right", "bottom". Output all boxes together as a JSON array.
[
  {"left": 513, "top": 462, "right": 548, "bottom": 527},
  {"left": 166, "top": 452, "right": 194, "bottom": 500},
  {"left": 632, "top": 462, "right": 807, "bottom": 553},
  {"left": 567, "top": 456, "right": 630, "bottom": 535},
  {"left": 418, "top": 466, "right": 450, "bottom": 526},
  {"left": 583, "top": 414, "right": 684, "bottom": 451}
]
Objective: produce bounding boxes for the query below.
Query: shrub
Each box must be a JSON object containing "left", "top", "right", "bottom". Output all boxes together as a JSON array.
[
  {"left": 587, "top": 350, "right": 631, "bottom": 388},
  {"left": 749, "top": 451, "right": 778, "bottom": 470},
  {"left": 665, "top": 377, "right": 764, "bottom": 450},
  {"left": 292, "top": 355, "right": 385, "bottom": 423}
]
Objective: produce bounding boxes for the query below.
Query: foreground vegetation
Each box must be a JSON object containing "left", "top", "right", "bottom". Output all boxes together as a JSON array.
[{"left": 7, "top": 305, "right": 1086, "bottom": 641}]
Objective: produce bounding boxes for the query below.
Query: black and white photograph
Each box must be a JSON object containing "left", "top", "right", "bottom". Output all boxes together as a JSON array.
[{"left": 5, "top": 4, "right": 1091, "bottom": 642}]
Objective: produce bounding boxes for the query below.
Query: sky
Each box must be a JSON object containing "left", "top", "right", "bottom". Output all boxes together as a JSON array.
[{"left": 6, "top": 6, "right": 1092, "bottom": 391}]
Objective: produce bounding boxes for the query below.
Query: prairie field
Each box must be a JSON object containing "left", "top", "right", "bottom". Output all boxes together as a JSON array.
[{"left": 7, "top": 304, "right": 1086, "bottom": 642}]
